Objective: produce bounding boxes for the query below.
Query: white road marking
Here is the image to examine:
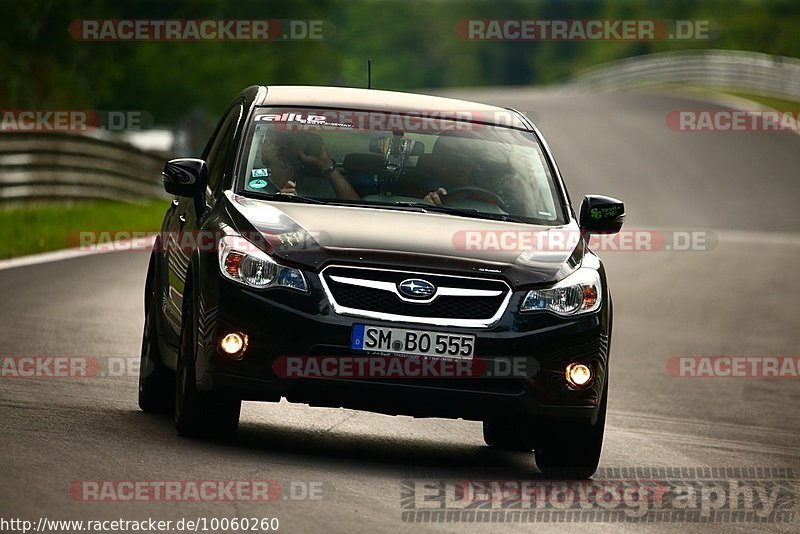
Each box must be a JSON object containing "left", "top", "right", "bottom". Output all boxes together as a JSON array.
[{"left": 0, "top": 236, "right": 157, "bottom": 272}]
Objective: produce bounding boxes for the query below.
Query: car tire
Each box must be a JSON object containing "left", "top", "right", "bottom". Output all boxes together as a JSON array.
[
  {"left": 174, "top": 281, "right": 241, "bottom": 438},
  {"left": 138, "top": 271, "right": 174, "bottom": 413},
  {"left": 533, "top": 383, "right": 607, "bottom": 480},
  {"left": 482, "top": 419, "right": 536, "bottom": 452}
]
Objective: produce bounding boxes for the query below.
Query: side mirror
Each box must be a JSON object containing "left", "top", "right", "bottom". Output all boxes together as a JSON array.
[
  {"left": 579, "top": 195, "right": 625, "bottom": 234},
  {"left": 162, "top": 158, "right": 208, "bottom": 197}
]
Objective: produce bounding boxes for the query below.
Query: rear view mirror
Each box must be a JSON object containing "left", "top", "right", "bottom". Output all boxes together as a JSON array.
[
  {"left": 162, "top": 158, "right": 208, "bottom": 197},
  {"left": 369, "top": 136, "right": 424, "bottom": 156},
  {"left": 579, "top": 195, "right": 625, "bottom": 234}
]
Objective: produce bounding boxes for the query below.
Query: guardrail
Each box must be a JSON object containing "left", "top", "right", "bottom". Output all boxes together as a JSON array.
[
  {"left": 569, "top": 49, "right": 800, "bottom": 102},
  {"left": 0, "top": 132, "right": 169, "bottom": 204}
]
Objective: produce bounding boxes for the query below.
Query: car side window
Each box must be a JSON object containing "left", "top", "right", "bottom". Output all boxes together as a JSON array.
[{"left": 204, "top": 103, "right": 243, "bottom": 194}]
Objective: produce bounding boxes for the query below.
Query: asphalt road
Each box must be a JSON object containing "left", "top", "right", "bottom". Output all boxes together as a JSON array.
[{"left": 1, "top": 88, "right": 798, "bottom": 533}]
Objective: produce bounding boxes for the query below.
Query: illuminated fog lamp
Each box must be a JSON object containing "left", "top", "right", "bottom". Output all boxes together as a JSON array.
[
  {"left": 219, "top": 332, "right": 248, "bottom": 359},
  {"left": 565, "top": 363, "right": 593, "bottom": 389}
]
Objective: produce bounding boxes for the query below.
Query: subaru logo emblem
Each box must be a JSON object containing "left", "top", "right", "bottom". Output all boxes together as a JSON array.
[{"left": 398, "top": 278, "right": 436, "bottom": 299}]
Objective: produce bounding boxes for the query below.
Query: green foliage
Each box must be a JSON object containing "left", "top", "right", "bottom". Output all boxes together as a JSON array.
[{"left": 0, "top": 0, "right": 797, "bottom": 122}]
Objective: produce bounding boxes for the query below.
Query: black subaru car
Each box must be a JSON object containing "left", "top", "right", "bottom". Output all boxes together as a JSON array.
[{"left": 139, "top": 85, "right": 624, "bottom": 478}]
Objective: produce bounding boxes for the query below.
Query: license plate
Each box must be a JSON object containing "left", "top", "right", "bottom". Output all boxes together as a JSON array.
[{"left": 350, "top": 324, "right": 475, "bottom": 359}]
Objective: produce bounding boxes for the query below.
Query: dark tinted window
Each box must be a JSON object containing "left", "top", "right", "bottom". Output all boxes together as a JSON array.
[
  {"left": 205, "top": 103, "right": 243, "bottom": 193},
  {"left": 238, "top": 107, "right": 565, "bottom": 225}
]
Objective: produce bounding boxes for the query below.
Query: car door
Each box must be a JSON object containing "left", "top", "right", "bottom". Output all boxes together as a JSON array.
[{"left": 161, "top": 102, "right": 244, "bottom": 343}]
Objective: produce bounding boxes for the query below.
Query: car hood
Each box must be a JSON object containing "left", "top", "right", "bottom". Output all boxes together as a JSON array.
[{"left": 224, "top": 192, "right": 583, "bottom": 287}]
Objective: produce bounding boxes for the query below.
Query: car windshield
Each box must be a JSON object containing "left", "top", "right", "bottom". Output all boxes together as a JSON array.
[{"left": 238, "top": 107, "right": 566, "bottom": 224}]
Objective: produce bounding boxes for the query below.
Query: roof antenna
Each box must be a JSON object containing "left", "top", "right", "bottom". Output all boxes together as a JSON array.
[{"left": 367, "top": 59, "right": 372, "bottom": 89}]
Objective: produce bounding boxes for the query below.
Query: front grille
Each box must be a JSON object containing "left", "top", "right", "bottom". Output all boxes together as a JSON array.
[{"left": 321, "top": 266, "right": 510, "bottom": 323}]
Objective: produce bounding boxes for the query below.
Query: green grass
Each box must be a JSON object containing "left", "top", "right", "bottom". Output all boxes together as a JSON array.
[
  {"left": 0, "top": 199, "right": 170, "bottom": 259},
  {"left": 668, "top": 84, "right": 800, "bottom": 111},
  {"left": 719, "top": 91, "right": 800, "bottom": 112},
  {"left": 647, "top": 83, "right": 800, "bottom": 112}
]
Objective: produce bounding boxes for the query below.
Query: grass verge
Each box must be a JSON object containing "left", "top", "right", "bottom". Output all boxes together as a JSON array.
[
  {"left": 718, "top": 91, "right": 800, "bottom": 113},
  {"left": 0, "top": 199, "right": 169, "bottom": 259}
]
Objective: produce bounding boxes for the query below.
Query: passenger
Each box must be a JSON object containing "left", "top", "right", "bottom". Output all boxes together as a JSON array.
[{"left": 258, "top": 132, "right": 360, "bottom": 201}]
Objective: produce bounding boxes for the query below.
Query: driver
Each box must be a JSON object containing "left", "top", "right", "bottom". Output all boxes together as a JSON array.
[
  {"left": 418, "top": 133, "right": 492, "bottom": 207},
  {"left": 420, "top": 152, "right": 479, "bottom": 206}
]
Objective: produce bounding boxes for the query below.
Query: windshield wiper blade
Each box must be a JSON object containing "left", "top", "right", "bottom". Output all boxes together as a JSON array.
[
  {"left": 477, "top": 212, "right": 529, "bottom": 223},
  {"left": 391, "top": 201, "right": 475, "bottom": 214},
  {"left": 391, "top": 202, "right": 528, "bottom": 223},
  {"left": 246, "top": 192, "right": 326, "bottom": 204}
]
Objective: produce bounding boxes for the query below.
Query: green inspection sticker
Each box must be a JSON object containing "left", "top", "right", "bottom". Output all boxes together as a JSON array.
[
  {"left": 249, "top": 179, "right": 269, "bottom": 189},
  {"left": 590, "top": 206, "right": 621, "bottom": 219}
]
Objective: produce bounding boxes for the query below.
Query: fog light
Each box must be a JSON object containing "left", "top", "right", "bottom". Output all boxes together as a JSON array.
[
  {"left": 565, "top": 363, "right": 593, "bottom": 389},
  {"left": 219, "top": 332, "right": 248, "bottom": 358}
]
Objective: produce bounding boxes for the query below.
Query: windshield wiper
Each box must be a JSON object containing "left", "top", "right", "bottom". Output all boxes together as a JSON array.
[
  {"left": 244, "top": 191, "right": 326, "bottom": 204},
  {"left": 475, "top": 212, "right": 529, "bottom": 223},
  {"left": 391, "top": 201, "right": 476, "bottom": 214},
  {"left": 390, "top": 202, "right": 529, "bottom": 223}
]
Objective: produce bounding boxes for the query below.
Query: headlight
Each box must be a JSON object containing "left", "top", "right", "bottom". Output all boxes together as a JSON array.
[
  {"left": 521, "top": 267, "right": 601, "bottom": 315},
  {"left": 218, "top": 235, "right": 308, "bottom": 292}
]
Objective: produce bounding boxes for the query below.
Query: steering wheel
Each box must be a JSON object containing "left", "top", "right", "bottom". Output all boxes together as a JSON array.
[{"left": 442, "top": 187, "right": 508, "bottom": 212}]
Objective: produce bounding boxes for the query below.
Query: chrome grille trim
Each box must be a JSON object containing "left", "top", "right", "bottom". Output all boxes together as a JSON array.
[
  {"left": 319, "top": 265, "right": 512, "bottom": 328},
  {"left": 328, "top": 274, "right": 503, "bottom": 303}
]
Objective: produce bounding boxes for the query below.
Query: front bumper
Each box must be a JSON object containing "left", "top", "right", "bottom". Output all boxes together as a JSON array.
[{"left": 194, "top": 273, "right": 610, "bottom": 423}]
